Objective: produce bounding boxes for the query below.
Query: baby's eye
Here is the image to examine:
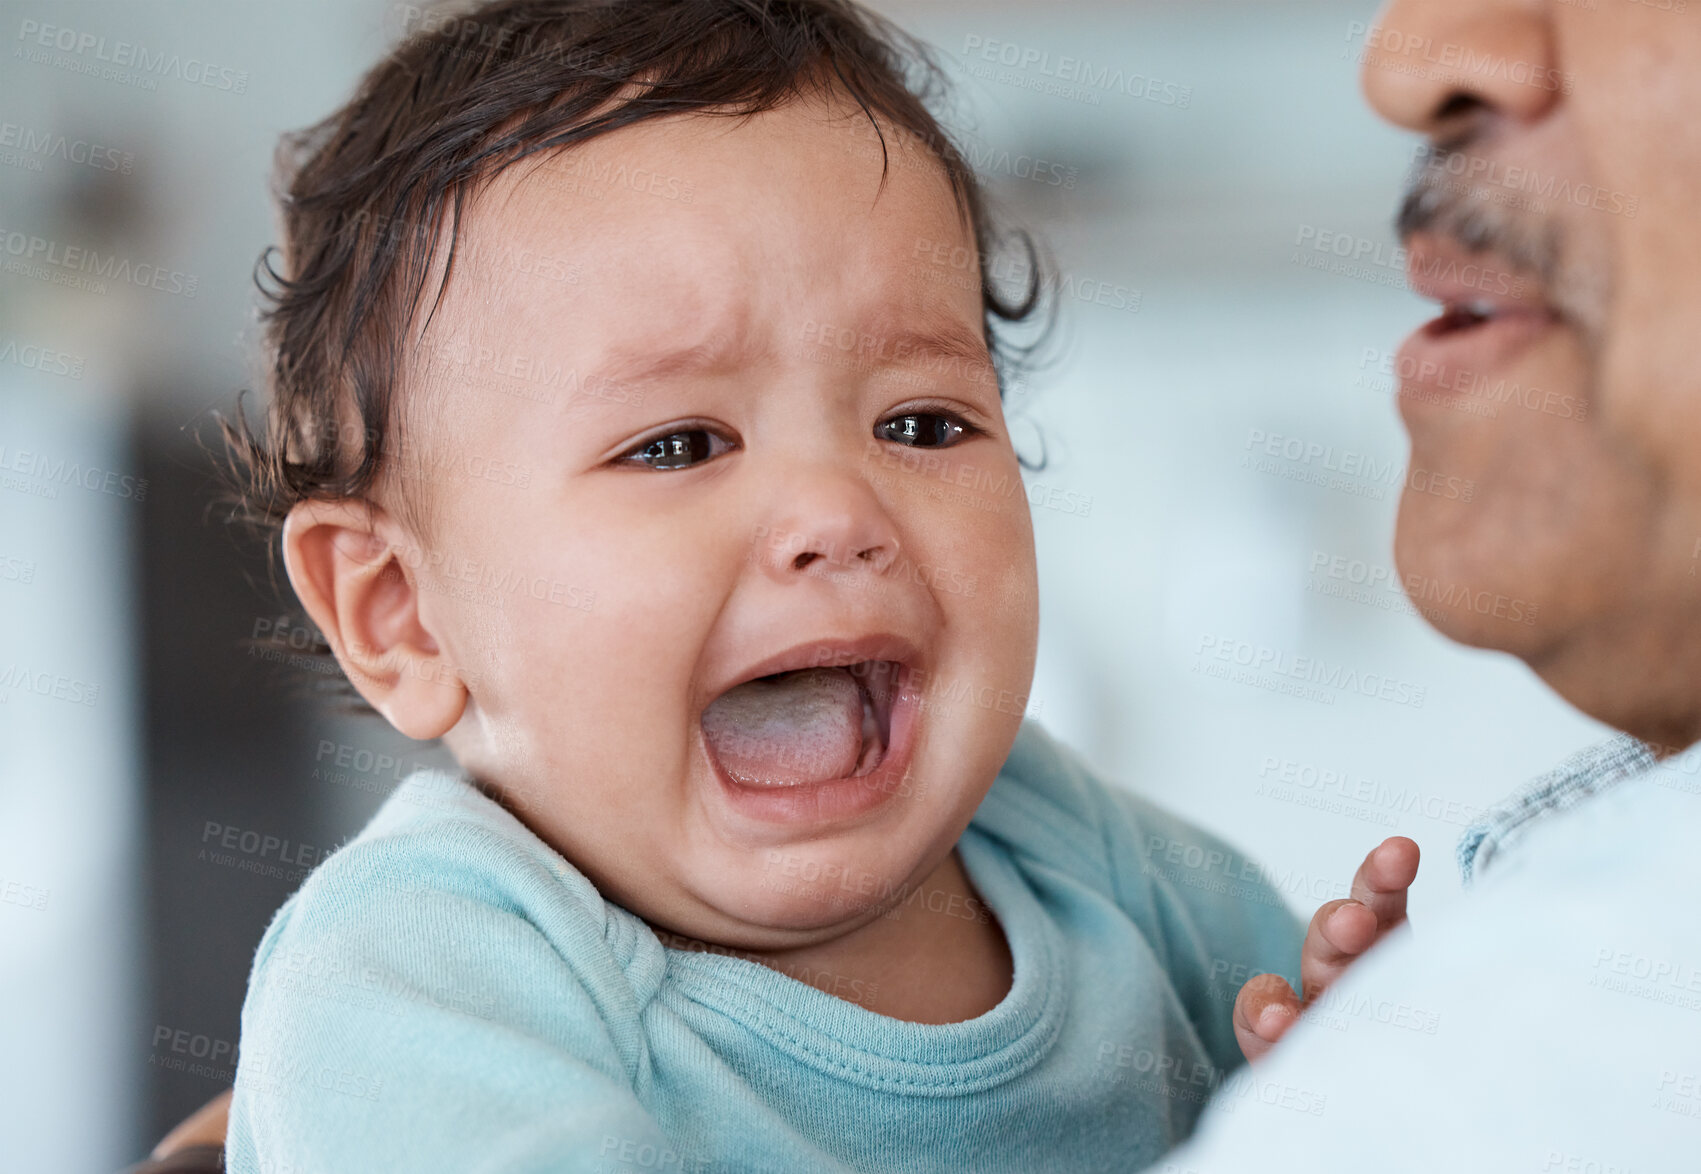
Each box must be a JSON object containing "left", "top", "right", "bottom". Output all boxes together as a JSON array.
[
  {"left": 876, "top": 412, "right": 979, "bottom": 448},
  {"left": 618, "top": 428, "right": 734, "bottom": 470}
]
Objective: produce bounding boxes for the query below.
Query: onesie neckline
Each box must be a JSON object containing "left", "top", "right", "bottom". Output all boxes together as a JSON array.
[{"left": 657, "top": 824, "right": 1070, "bottom": 1095}]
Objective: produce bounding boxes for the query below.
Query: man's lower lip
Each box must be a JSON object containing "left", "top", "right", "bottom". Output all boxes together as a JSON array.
[
  {"left": 708, "top": 667, "right": 921, "bottom": 826},
  {"left": 1394, "top": 310, "right": 1555, "bottom": 401}
]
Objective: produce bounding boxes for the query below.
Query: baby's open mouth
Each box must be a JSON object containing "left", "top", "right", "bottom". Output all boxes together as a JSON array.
[{"left": 700, "top": 660, "right": 900, "bottom": 788}]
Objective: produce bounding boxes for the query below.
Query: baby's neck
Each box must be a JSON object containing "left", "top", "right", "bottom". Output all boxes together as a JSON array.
[{"left": 738, "top": 847, "right": 1014, "bottom": 1025}]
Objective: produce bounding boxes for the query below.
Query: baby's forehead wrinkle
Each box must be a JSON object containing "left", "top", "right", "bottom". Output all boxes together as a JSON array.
[
  {"left": 580, "top": 315, "right": 990, "bottom": 396},
  {"left": 593, "top": 336, "right": 753, "bottom": 388}
]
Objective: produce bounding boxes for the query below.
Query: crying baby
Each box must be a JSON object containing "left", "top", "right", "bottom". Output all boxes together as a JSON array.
[{"left": 220, "top": 3, "right": 1410, "bottom": 1172}]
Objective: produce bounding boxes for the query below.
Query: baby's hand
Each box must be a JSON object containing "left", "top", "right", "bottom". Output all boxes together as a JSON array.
[{"left": 1232, "top": 836, "right": 1420, "bottom": 1063}]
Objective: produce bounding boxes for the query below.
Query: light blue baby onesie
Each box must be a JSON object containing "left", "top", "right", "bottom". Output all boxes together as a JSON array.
[{"left": 226, "top": 720, "right": 1301, "bottom": 1173}]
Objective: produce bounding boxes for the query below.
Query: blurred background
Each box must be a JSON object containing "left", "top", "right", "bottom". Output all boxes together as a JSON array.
[{"left": 0, "top": 0, "right": 1626, "bottom": 1168}]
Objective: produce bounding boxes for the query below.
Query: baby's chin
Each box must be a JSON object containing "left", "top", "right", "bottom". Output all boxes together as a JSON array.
[
  {"left": 683, "top": 810, "right": 956, "bottom": 934},
  {"left": 678, "top": 779, "right": 1005, "bottom": 954},
  {"left": 716, "top": 880, "right": 908, "bottom": 940}
]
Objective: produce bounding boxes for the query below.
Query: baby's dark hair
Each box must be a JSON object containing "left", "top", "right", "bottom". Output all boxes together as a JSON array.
[{"left": 217, "top": 0, "right": 1048, "bottom": 706}]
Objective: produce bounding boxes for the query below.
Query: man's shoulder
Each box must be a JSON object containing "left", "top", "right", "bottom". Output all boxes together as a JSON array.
[
  {"left": 1457, "top": 733, "right": 1657, "bottom": 884},
  {"left": 1479, "top": 755, "right": 1701, "bottom": 898}
]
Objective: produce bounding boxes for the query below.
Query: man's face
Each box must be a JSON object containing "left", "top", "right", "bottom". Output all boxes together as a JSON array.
[
  {"left": 1359, "top": 0, "right": 1701, "bottom": 744},
  {"left": 381, "top": 100, "right": 1039, "bottom": 951}
]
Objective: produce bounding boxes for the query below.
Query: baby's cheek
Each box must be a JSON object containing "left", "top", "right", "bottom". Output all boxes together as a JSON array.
[
  {"left": 964, "top": 501, "right": 1039, "bottom": 623},
  {"left": 925, "top": 543, "right": 1039, "bottom": 723}
]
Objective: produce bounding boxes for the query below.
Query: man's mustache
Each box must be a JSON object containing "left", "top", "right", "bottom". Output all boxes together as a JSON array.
[
  {"left": 1396, "top": 143, "right": 1613, "bottom": 344},
  {"left": 1396, "top": 145, "right": 1562, "bottom": 292}
]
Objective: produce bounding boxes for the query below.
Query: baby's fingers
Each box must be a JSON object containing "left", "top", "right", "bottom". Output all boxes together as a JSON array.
[
  {"left": 1348, "top": 835, "right": 1420, "bottom": 932},
  {"left": 1299, "top": 898, "right": 1380, "bottom": 1003},
  {"left": 1233, "top": 972, "right": 1302, "bottom": 1064}
]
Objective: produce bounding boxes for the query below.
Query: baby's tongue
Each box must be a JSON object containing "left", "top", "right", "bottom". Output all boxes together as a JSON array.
[{"left": 701, "top": 667, "right": 864, "bottom": 787}]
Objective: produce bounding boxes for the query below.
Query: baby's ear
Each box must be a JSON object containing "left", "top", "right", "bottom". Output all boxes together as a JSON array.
[{"left": 280, "top": 499, "right": 467, "bottom": 740}]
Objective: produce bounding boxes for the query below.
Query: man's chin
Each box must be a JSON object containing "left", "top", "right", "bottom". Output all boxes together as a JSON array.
[
  {"left": 1404, "top": 595, "right": 1553, "bottom": 657},
  {"left": 1393, "top": 497, "right": 1557, "bottom": 659}
]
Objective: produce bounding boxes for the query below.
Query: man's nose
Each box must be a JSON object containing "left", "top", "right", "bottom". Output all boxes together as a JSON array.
[
  {"left": 1360, "top": 0, "right": 1560, "bottom": 134},
  {"left": 751, "top": 475, "right": 901, "bottom": 583}
]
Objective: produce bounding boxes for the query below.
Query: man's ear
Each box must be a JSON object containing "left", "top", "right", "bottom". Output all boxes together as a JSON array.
[{"left": 280, "top": 499, "right": 467, "bottom": 740}]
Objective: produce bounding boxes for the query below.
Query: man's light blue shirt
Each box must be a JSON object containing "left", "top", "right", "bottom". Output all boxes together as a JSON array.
[{"left": 1163, "top": 735, "right": 1701, "bottom": 1174}]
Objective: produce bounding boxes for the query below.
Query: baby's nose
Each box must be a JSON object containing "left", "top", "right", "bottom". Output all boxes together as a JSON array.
[{"left": 750, "top": 494, "right": 901, "bottom": 582}]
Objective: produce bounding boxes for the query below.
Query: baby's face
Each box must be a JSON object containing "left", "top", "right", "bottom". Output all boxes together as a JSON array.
[{"left": 399, "top": 98, "right": 1038, "bottom": 950}]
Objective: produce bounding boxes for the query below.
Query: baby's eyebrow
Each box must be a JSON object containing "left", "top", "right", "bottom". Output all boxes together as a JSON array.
[
  {"left": 872, "top": 320, "right": 993, "bottom": 368},
  {"left": 808, "top": 318, "right": 998, "bottom": 387}
]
